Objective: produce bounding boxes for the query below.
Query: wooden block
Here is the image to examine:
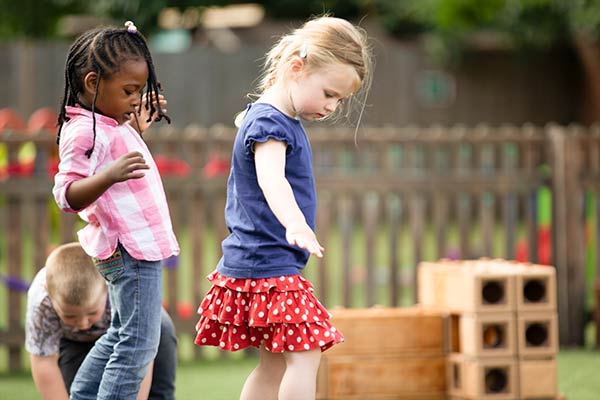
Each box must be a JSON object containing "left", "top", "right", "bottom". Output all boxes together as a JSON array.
[
  {"left": 327, "top": 307, "right": 446, "bottom": 356},
  {"left": 418, "top": 260, "right": 516, "bottom": 313},
  {"left": 418, "top": 261, "right": 455, "bottom": 309},
  {"left": 459, "top": 312, "right": 516, "bottom": 358},
  {"left": 518, "top": 358, "right": 558, "bottom": 399},
  {"left": 514, "top": 264, "right": 557, "bottom": 312},
  {"left": 447, "top": 398, "right": 516, "bottom": 400},
  {"left": 317, "top": 354, "right": 446, "bottom": 400},
  {"left": 517, "top": 311, "right": 558, "bottom": 358},
  {"left": 447, "top": 353, "right": 518, "bottom": 400}
]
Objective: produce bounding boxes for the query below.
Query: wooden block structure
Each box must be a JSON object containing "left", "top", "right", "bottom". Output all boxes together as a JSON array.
[
  {"left": 316, "top": 307, "right": 447, "bottom": 400},
  {"left": 418, "top": 259, "right": 559, "bottom": 400},
  {"left": 448, "top": 353, "right": 518, "bottom": 399}
]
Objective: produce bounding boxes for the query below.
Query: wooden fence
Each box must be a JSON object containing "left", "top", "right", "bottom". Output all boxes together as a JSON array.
[{"left": 0, "top": 122, "right": 596, "bottom": 371}]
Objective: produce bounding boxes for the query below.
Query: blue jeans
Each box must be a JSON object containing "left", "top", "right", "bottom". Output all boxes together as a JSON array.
[{"left": 70, "top": 244, "right": 164, "bottom": 400}]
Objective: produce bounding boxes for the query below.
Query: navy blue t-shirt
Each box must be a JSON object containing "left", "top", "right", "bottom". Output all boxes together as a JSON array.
[{"left": 216, "top": 103, "right": 317, "bottom": 279}]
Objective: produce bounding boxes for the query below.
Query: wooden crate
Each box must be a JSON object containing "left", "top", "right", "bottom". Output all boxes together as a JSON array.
[
  {"left": 518, "top": 358, "right": 558, "bottom": 399},
  {"left": 447, "top": 353, "right": 518, "bottom": 400},
  {"left": 517, "top": 311, "right": 558, "bottom": 359},
  {"left": 514, "top": 264, "right": 557, "bottom": 312},
  {"left": 459, "top": 312, "right": 516, "bottom": 358},
  {"left": 316, "top": 307, "right": 447, "bottom": 399},
  {"left": 317, "top": 354, "right": 446, "bottom": 400},
  {"left": 418, "top": 260, "right": 516, "bottom": 314},
  {"left": 325, "top": 307, "right": 447, "bottom": 356}
]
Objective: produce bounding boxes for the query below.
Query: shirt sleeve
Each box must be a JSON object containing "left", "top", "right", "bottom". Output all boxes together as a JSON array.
[
  {"left": 244, "top": 115, "right": 294, "bottom": 155},
  {"left": 52, "top": 123, "right": 101, "bottom": 212},
  {"left": 25, "top": 273, "right": 62, "bottom": 356}
]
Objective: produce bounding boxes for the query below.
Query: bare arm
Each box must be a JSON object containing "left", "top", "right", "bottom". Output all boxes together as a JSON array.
[
  {"left": 66, "top": 151, "right": 149, "bottom": 210},
  {"left": 254, "top": 139, "right": 323, "bottom": 257},
  {"left": 30, "top": 354, "right": 69, "bottom": 400}
]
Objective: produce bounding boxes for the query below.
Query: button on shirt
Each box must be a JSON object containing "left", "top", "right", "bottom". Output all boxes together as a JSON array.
[
  {"left": 53, "top": 106, "right": 179, "bottom": 261},
  {"left": 217, "top": 103, "right": 317, "bottom": 279}
]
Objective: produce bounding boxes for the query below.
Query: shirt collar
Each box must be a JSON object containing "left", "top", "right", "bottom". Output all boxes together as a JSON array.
[{"left": 65, "top": 105, "right": 120, "bottom": 127}]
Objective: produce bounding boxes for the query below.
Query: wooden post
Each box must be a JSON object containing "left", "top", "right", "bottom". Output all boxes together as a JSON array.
[
  {"left": 549, "top": 124, "right": 586, "bottom": 345},
  {"left": 6, "top": 136, "right": 22, "bottom": 371}
]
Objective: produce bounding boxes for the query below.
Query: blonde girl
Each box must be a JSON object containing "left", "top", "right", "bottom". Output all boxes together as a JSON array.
[{"left": 194, "top": 15, "right": 373, "bottom": 400}]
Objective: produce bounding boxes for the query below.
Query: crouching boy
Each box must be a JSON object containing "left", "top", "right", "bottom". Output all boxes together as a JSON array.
[{"left": 26, "top": 242, "right": 177, "bottom": 399}]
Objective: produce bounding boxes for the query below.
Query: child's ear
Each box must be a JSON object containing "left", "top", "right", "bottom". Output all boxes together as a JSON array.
[
  {"left": 83, "top": 71, "right": 99, "bottom": 95},
  {"left": 288, "top": 57, "right": 305, "bottom": 77}
]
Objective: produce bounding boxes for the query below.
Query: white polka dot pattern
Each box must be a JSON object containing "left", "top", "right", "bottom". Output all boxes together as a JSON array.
[{"left": 194, "top": 271, "right": 344, "bottom": 353}]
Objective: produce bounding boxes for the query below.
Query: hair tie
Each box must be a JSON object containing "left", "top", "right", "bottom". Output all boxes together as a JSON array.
[
  {"left": 124, "top": 20, "right": 138, "bottom": 34},
  {"left": 299, "top": 43, "right": 308, "bottom": 59}
]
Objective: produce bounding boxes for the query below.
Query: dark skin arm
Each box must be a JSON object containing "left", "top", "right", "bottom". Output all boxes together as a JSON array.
[
  {"left": 67, "top": 75, "right": 163, "bottom": 210},
  {"left": 65, "top": 151, "right": 149, "bottom": 210}
]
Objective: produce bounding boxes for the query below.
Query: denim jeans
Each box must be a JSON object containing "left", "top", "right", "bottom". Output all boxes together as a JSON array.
[
  {"left": 60, "top": 307, "right": 177, "bottom": 399},
  {"left": 70, "top": 244, "right": 164, "bottom": 400}
]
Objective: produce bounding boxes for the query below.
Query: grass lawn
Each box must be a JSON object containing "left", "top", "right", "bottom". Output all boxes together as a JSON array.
[
  {"left": 0, "top": 356, "right": 257, "bottom": 400},
  {"left": 1, "top": 349, "right": 599, "bottom": 399}
]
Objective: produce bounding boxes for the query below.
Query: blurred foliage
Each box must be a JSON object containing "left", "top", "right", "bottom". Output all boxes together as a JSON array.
[
  {"left": 373, "top": 0, "right": 431, "bottom": 37},
  {"left": 0, "top": 0, "right": 369, "bottom": 39},
  {"left": 569, "top": 0, "right": 600, "bottom": 40},
  {"left": 373, "top": 0, "right": 580, "bottom": 64},
  {"left": 0, "top": 0, "right": 85, "bottom": 39},
  {"left": 86, "top": 0, "right": 168, "bottom": 35},
  {"left": 255, "top": 0, "right": 366, "bottom": 21},
  {"left": 0, "top": 0, "right": 167, "bottom": 39},
  {"left": 1, "top": 0, "right": 600, "bottom": 49}
]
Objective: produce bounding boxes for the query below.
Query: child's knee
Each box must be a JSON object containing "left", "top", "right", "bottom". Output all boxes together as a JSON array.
[{"left": 285, "top": 348, "right": 321, "bottom": 369}]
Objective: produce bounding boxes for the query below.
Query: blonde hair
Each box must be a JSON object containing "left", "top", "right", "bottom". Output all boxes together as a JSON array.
[
  {"left": 46, "top": 242, "right": 105, "bottom": 307},
  {"left": 238, "top": 15, "right": 373, "bottom": 126}
]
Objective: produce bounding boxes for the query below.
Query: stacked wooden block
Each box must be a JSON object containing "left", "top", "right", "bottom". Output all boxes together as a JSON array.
[
  {"left": 419, "top": 259, "right": 559, "bottom": 400},
  {"left": 316, "top": 307, "right": 447, "bottom": 399}
]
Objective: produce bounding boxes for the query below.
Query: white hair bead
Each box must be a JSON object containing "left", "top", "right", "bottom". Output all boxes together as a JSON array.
[{"left": 124, "top": 20, "right": 137, "bottom": 33}]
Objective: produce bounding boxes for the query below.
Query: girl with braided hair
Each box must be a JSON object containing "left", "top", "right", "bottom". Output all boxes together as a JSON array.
[
  {"left": 52, "top": 21, "right": 179, "bottom": 400},
  {"left": 194, "top": 15, "right": 373, "bottom": 400}
]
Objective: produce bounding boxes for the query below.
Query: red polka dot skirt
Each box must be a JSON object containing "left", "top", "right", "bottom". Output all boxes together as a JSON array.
[{"left": 194, "top": 271, "right": 344, "bottom": 353}]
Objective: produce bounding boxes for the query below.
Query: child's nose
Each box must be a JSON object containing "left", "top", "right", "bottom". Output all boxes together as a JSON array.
[
  {"left": 325, "top": 100, "right": 337, "bottom": 113},
  {"left": 77, "top": 319, "right": 91, "bottom": 330}
]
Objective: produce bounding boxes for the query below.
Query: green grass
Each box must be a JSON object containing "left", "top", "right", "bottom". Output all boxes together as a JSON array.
[
  {"left": 0, "top": 356, "right": 257, "bottom": 400},
  {"left": 0, "top": 349, "right": 599, "bottom": 399}
]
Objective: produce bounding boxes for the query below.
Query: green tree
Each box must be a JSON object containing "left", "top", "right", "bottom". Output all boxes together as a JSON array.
[
  {"left": 0, "top": 0, "right": 86, "bottom": 39},
  {"left": 0, "top": 0, "right": 168, "bottom": 39}
]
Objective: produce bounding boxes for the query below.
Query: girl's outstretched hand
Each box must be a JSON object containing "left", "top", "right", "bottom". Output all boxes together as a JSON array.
[
  {"left": 286, "top": 222, "right": 324, "bottom": 258},
  {"left": 104, "top": 151, "right": 149, "bottom": 183},
  {"left": 129, "top": 94, "right": 168, "bottom": 133}
]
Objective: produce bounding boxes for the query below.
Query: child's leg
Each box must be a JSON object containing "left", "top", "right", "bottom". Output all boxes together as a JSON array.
[
  {"left": 148, "top": 308, "right": 178, "bottom": 400},
  {"left": 96, "top": 246, "right": 163, "bottom": 400},
  {"left": 240, "top": 345, "right": 286, "bottom": 400},
  {"left": 137, "top": 361, "right": 153, "bottom": 400},
  {"left": 58, "top": 337, "right": 95, "bottom": 392},
  {"left": 69, "top": 322, "right": 119, "bottom": 399},
  {"left": 279, "top": 348, "right": 321, "bottom": 400}
]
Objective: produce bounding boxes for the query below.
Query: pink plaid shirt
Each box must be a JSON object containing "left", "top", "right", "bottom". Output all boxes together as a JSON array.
[{"left": 53, "top": 106, "right": 179, "bottom": 261}]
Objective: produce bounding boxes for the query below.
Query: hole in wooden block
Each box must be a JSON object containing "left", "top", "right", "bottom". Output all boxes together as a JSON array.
[
  {"left": 482, "top": 324, "right": 505, "bottom": 349},
  {"left": 485, "top": 367, "right": 508, "bottom": 393},
  {"left": 523, "top": 279, "right": 546, "bottom": 303},
  {"left": 482, "top": 280, "right": 504, "bottom": 304},
  {"left": 452, "top": 363, "right": 461, "bottom": 389},
  {"left": 525, "top": 322, "right": 548, "bottom": 346}
]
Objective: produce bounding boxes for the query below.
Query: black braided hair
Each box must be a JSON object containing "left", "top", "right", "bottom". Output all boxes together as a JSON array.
[{"left": 57, "top": 24, "right": 170, "bottom": 158}]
